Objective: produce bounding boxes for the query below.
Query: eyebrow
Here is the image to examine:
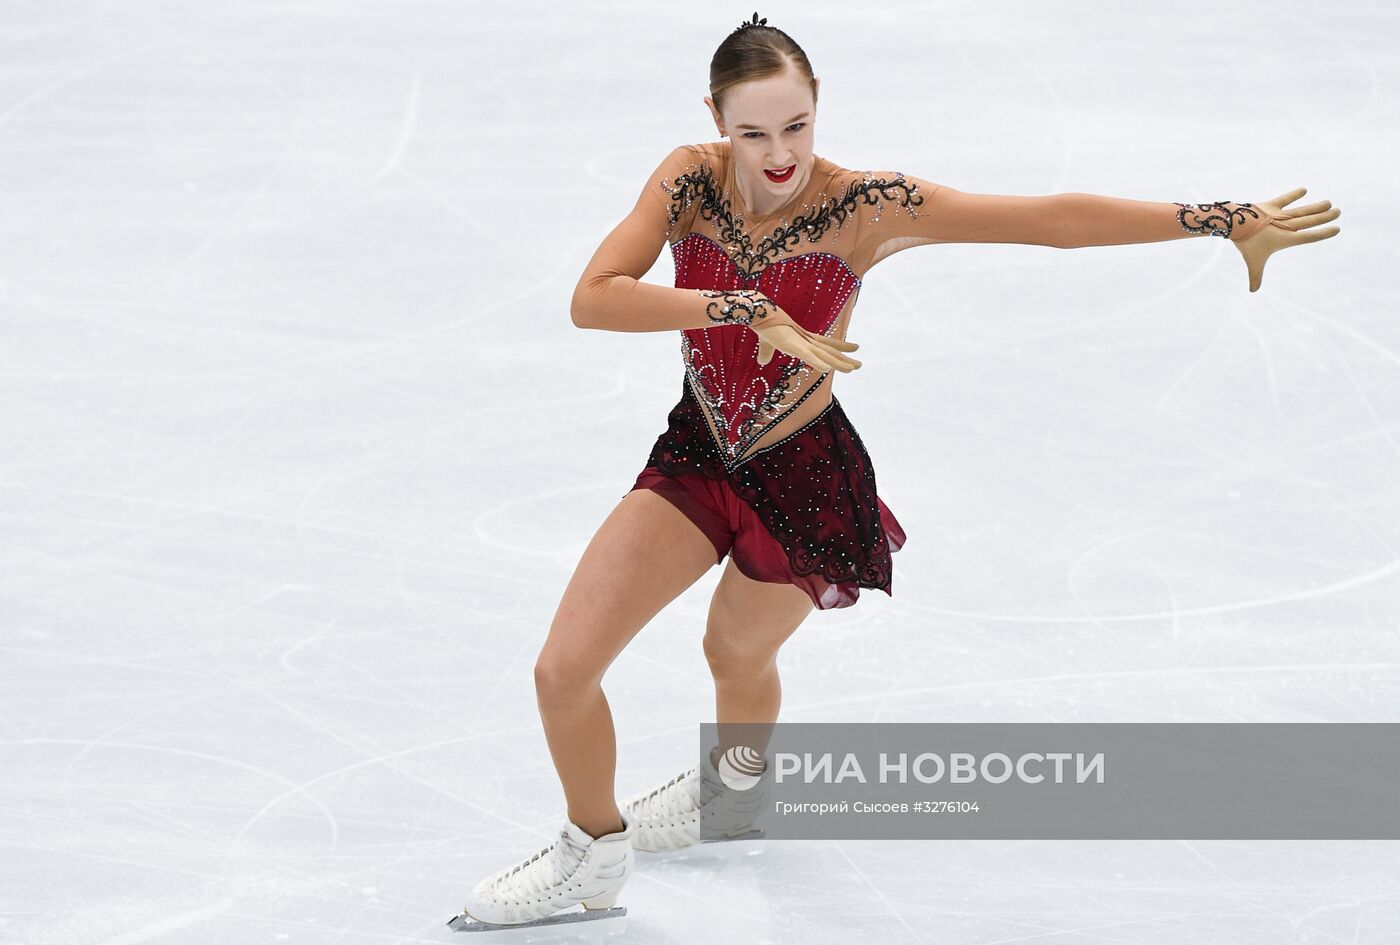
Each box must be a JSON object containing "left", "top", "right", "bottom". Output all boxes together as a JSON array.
[{"left": 734, "top": 112, "right": 810, "bottom": 131}]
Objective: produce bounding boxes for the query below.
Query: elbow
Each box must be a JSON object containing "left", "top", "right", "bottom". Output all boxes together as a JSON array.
[
  {"left": 1049, "top": 194, "right": 1076, "bottom": 249},
  {"left": 1051, "top": 226, "right": 1080, "bottom": 250},
  {"left": 572, "top": 271, "right": 625, "bottom": 329},
  {"left": 570, "top": 285, "right": 596, "bottom": 329}
]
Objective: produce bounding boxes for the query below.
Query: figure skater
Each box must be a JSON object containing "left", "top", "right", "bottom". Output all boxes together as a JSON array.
[{"left": 449, "top": 11, "right": 1340, "bottom": 932}]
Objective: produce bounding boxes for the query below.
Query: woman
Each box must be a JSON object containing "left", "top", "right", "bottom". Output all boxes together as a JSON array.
[{"left": 451, "top": 11, "right": 1340, "bottom": 932}]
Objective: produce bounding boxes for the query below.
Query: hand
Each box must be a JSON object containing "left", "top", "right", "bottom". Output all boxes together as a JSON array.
[
  {"left": 1234, "top": 188, "right": 1341, "bottom": 293},
  {"left": 753, "top": 309, "right": 862, "bottom": 373}
]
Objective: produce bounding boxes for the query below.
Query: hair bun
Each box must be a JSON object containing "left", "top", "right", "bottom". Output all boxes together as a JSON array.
[{"left": 736, "top": 11, "right": 768, "bottom": 31}]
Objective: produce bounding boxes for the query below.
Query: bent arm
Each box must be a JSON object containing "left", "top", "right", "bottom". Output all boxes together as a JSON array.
[
  {"left": 571, "top": 146, "right": 776, "bottom": 332},
  {"left": 570, "top": 211, "right": 777, "bottom": 332}
]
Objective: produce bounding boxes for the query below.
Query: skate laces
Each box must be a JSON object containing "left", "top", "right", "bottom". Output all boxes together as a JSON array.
[
  {"left": 485, "top": 825, "right": 591, "bottom": 900},
  {"left": 643, "top": 766, "right": 703, "bottom": 815}
]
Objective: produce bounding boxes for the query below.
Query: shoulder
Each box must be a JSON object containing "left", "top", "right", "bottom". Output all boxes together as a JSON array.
[
  {"left": 659, "top": 141, "right": 720, "bottom": 171},
  {"left": 823, "top": 159, "right": 928, "bottom": 206},
  {"left": 649, "top": 142, "right": 720, "bottom": 193},
  {"left": 641, "top": 144, "right": 718, "bottom": 235},
  {"left": 685, "top": 140, "right": 724, "bottom": 159}
]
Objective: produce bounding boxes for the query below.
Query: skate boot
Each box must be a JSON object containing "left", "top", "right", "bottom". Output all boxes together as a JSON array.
[
  {"left": 446, "top": 811, "right": 634, "bottom": 932},
  {"left": 620, "top": 746, "right": 769, "bottom": 853}
]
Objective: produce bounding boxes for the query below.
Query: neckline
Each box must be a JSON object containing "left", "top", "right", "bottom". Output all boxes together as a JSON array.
[{"left": 721, "top": 138, "right": 823, "bottom": 223}]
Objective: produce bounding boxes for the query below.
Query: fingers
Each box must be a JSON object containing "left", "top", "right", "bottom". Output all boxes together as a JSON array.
[
  {"left": 785, "top": 341, "right": 834, "bottom": 373},
  {"left": 768, "top": 318, "right": 858, "bottom": 352},
  {"left": 754, "top": 323, "right": 863, "bottom": 372},
  {"left": 792, "top": 337, "right": 861, "bottom": 373},
  {"left": 757, "top": 325, "right": 831, "bottom": 371},
  {"left": 793, "top": 341, "right": 849, "bottom": 373},
  {"left": 1237, "top": 193, "right": 1340, "bottom": 294},
  {"left": 1297, "top": 225, "right": 1341, "bottom": 243},
  {"left": 1289, "top": 206, "right": 1341, "bottom": 231},
  {"left": 760, "top": 345, "right": 860, "bottom": 372},
  {"left": 1283, "top": 199, "right": 1332, "bottom": 218},
  {"left": 802, "top": 331, "right": 862, "bottom": 371},
  {"left": 822, "top": 348, "right": 863, "bottom": 371}
]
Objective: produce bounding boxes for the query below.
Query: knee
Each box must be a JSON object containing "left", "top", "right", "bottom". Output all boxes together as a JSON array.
[
  {"left": 702, "top": 629, "right": 773, "bottom": 680},
  {"left": 533, "top": 648, "right": 603, "bottom": 707}
]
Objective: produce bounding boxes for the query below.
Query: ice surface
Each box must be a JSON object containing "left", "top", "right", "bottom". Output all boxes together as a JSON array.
[{"left": 1, "top": 1, "right": 1396, "bottom": 943}]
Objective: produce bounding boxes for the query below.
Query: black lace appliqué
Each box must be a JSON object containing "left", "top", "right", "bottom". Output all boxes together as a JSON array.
[
  {"left": 694, "top": 288, "right": 776, "bottom": 326},
  {"left": 1174, "top": 201, "right": 1259, "bottom": 239},
  {"left": 661, "top": 156, "right": 926, "bottom": 276}
]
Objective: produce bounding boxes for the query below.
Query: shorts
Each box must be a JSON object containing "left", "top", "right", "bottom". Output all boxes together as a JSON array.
[{"left": 626, "top": 379, "right": 907, "bottom": 610}]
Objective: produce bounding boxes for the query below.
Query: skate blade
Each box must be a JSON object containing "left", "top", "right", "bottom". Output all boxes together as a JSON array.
[
  {"left": 446, "top": 905, "right": 626, "bottom": 932},
  {"left": 702, "top": 828, "right": 765, "bottom": 843}
]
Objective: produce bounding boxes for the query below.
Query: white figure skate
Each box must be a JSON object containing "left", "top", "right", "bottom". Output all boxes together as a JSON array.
[
  {"left": 620, "top": 747, "right": 769, "bottom": 853},
  {"left": 446, "top": 811, "right": 634, "bottom": 932}
]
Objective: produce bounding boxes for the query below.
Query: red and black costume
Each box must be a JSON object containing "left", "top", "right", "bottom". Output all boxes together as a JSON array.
[{"left": 573, "top": 139, "right": 1271, "bottom": 609}]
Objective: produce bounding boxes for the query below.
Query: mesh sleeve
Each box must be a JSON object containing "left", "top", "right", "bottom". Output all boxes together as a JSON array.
[{"left": 849, "top": 169, "right": 1272, "bottom": 272}]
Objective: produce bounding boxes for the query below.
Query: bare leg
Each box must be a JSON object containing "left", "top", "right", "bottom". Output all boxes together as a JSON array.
[
  {"left": 534, "top": 489, "right": 719, "bottom": 839},
  {"left": 702, "top": 558, "right": 815, "bottom": 763}
]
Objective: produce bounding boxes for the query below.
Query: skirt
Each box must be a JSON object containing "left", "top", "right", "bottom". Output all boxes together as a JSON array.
[{"left": 626, "top": 378, "right": 907, "bottom": 610}]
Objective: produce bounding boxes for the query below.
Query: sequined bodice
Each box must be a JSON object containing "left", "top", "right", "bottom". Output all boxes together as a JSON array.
[
  {"left": 586, "top": 137, "right": 1282, "bottom": 477},
  {"left": 672, "top": 233, "right": 859, "bottom": 468}
]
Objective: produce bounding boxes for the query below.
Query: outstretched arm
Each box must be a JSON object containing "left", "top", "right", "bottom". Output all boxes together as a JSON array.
[{"left": 858, "top": 173, "right": 1340, "bottom": 290}]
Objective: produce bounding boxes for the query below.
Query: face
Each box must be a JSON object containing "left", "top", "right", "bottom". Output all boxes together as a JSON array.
[{"left": 705, "top": 65, "right": 820, "bottom": 205}]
